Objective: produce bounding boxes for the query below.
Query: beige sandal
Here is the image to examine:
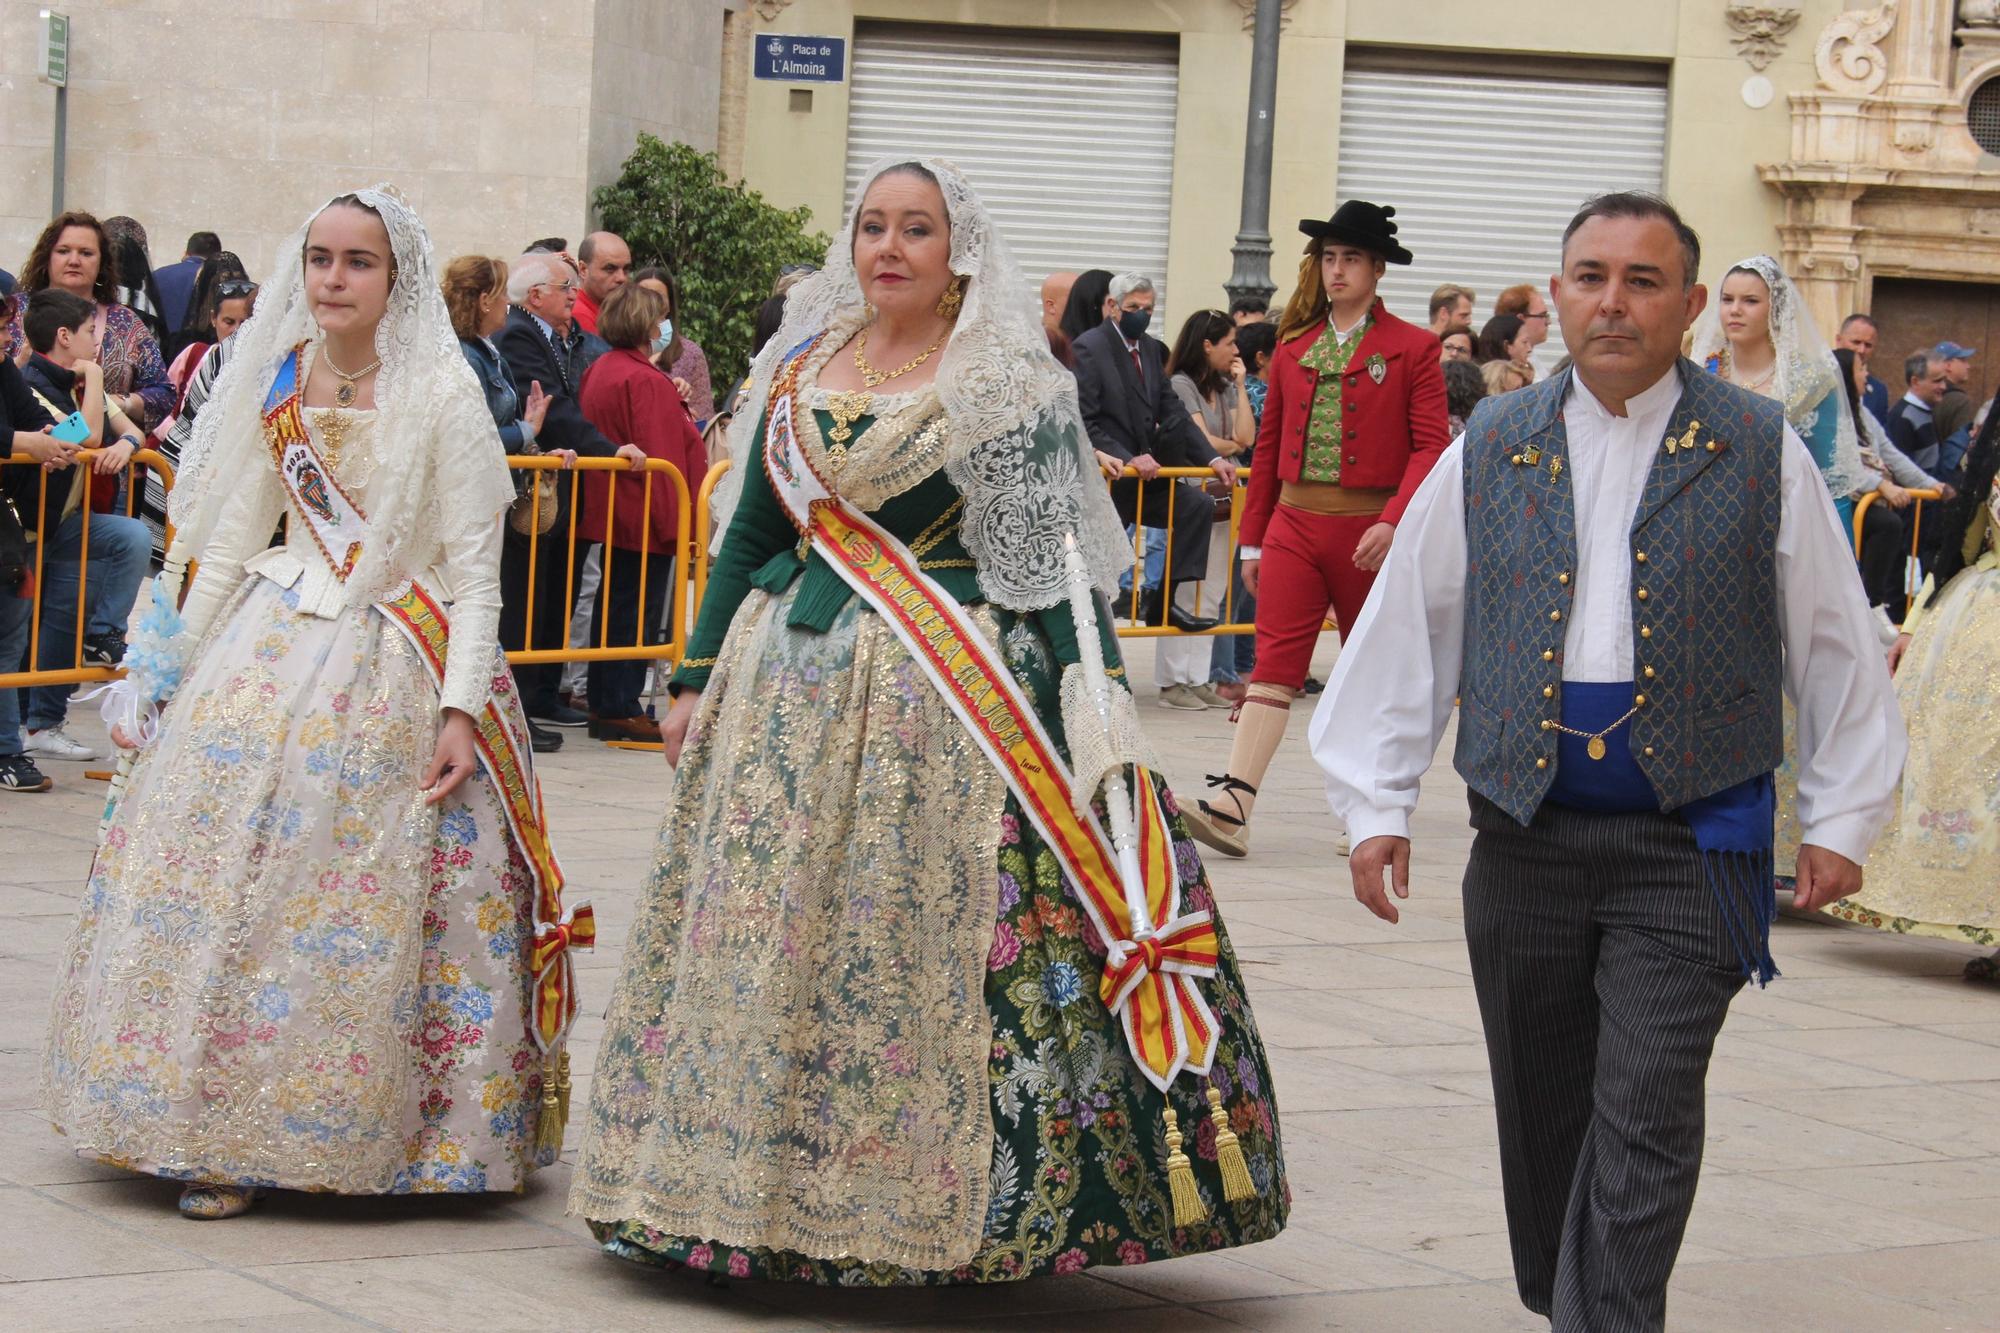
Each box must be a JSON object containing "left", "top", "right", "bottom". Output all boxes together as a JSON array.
[
  {"left": 177, "top": 1183, "right": 262, "bottom": 1220},
  {"left": 1184, "top": 774, "right": 1254, "bottom": 858}
]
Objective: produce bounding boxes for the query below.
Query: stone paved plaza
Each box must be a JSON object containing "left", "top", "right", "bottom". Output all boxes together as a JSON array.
[{"left": 3, "top": 640, "right": 1997, "bottom": 1331}]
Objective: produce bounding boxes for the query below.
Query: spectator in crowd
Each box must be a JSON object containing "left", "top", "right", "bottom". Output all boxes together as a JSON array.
[
  {"left": 526, "top": 235, "right": 568, "bottom": 255},
  {"left": 1476, "top": 313, "right": 1536, "bottom": 383},
  {"left": 1058, "top": 268, "right": 1114, "bottom": 341},
  {"left": 1230, "top": 294, "right": 1270, "bottom": 326},
  {"left": 140, "top": 271, "right": 256, "bottom": 562},
  {"left": 17, "top": 212, "right": 175, "bottom": 432},
  {"left": 0, "top": 270, "right": 18, "bottom": 361},
  {"left": 1219, "top": 316, "right": 1280, "bottom": 702},
  {"left": 1166, "top": 308, "right": 1256, "bottom": 708},
  {"left": 1437, "top": 322, "right": 1474, "bottom": 364},
  {"left": 1040, "top": 271, "right": 1077, "bottom": 336},
  {"left": 632, "top": 265, "right": 715, "bottom": 426},
  {"left": 1493, "top": 281, "right": 1552, "bottom": 350},
  {"left": 444, "top": 254, "right": 561, "bottom": 750},
  {"left": 496, "top": 251, "right": 644, "bottom": 730},
  {"left": 1073, "top": 271, "right": 1232, "bottom": 709},
  {"left": 1933, "top": 340, "right": 1978, "bottom": 445},
  {"left": 575, "top": 282, "right": 708, "bottom": 741},
  {"left": 152, "top": 230, "right": 220, "bottom": 335},
  {"left": 11, "top": 289, "right": 151, "bottom": 764},
  {"left": 1481, "top": 358, "right": 1532, "bottom": 397},
  {"left": 572, "top": 231, "right": 632, "bottom": 336},
  {"left": 0, "top": 352, "right": 64, "bottom": 791},
  {"left": 1890, "top": 349, "right": 1954, "bottom": 571},
  {"left": 1442, "top": 357, "right": 1487, "bottom": 437},
  {"left": 1427, "top": 282, "right": 1474, "bottom": 337},
  {"left": 103, "top": 216, "right": 167, "bottom": 345},
  {"left": 1836, "top": 312, "right": 1889, "bottom": 424},
  {"left": 165, "top": 250, "right": 249, "bottom": 360},
  {"left": 1838, "top": 346, "right": 1950, "bottom": 617}
]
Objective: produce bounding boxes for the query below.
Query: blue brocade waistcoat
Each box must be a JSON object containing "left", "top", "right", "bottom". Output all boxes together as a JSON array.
[{"left": 1452, "top": 360, "right": 1786, "bottom": 825}]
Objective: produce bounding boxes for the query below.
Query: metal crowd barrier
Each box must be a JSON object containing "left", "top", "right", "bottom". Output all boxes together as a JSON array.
[
  {"left": 1, "top": 450, "right": 1257, "bottom": 698},
  {"left": 689, "top": 459, "right": 1258, "bottom": 638},
  {"left": 1851, "top": 485, "right": 1945, "bottom": 616},
  {"left": 0, "top": 448, "right": 176, "bottom": 690}
]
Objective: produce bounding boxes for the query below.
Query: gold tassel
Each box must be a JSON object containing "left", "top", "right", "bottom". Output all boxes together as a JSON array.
[
  {"left": 535, "top": 1051, "right": 569, "bottom": 1156},
  {"left": 1207, "top": 1087, "right": 1256, "bottom": 1204},
  {"left": 1163, "top": 1108, "right": 1207, "bottom": 1227}
]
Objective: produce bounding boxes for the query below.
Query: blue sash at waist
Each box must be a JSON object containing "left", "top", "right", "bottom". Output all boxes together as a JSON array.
[{"left": 1546, "top": 681, "right": 1779, "bottom": 984}]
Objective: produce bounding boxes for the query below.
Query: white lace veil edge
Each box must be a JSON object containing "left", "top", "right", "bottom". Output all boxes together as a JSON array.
[
  {"left": 1690, "top": 254, "right": 1868, "bottom": 498},
  {"left": 168, "top": 186, "right": 514, "bottom": 604},
  {"left": 710, "top": 156, "right": 1131, "bottom": 612}
]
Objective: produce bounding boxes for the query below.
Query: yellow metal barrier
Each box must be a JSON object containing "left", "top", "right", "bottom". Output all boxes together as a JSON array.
[
  {"left": 686, "top": 458, "right": 1258, "bottom": 638},
  {"left": 0, "top": 448, "right": 176, "bottom": 690},
  {"left": 1852, "top": 486, "right": 1944, "bottom": 616},
  {"left": 501, "top": 454, "right": 693, "bottom": 668}
]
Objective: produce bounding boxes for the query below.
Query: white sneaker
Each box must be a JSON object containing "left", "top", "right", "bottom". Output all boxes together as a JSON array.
[
  {"left": 25, "top": 725, "right": 101, "bottom": 762},
  {"left": 1335, "top": 830, "right": 1351, "bottom": 857}
]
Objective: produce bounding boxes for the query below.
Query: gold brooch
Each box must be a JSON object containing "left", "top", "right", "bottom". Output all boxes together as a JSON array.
[{"left": 1663, "top": 420, "right": 1701, "bottom": 456}]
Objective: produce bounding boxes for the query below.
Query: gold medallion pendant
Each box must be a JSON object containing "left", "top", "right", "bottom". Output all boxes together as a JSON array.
[
  {"left": 1587, "top": 736, "right": 1607, "bottom": 761},
  {"left": 334, "top": 380, "right": 358, "bottom": 408}
]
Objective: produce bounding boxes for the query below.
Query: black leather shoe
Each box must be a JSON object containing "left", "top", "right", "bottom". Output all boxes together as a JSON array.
[
  {"left": 529, "top": 723, "right": 564, "bottom": 753},
  {"left": 1167, "top": 604, "right": 1218, "bottom": 633}
]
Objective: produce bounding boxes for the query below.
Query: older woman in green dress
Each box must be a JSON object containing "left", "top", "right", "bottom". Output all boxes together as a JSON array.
[{"left": 566, "top": 158, "right": 1289, "bottom": 1283}]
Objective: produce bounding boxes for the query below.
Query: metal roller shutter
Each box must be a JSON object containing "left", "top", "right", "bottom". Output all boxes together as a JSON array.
[
  {"left": 845, "top": 24, "right": 1180, "bottom": 312},
  {"left": 1335, "top": 55, "right": 1669, "bottom": 368}
]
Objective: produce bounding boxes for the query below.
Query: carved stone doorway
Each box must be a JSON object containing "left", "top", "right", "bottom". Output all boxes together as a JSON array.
[{"left": 1871, "top": 277, "right": 2000, "bottom": 408}]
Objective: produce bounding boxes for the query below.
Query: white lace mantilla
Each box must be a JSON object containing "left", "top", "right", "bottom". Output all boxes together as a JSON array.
[{"left": 712, "top": 156, "right": 1131, "bottom": 612}]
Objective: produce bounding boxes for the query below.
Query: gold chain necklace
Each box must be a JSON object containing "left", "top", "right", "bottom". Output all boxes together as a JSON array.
[
  {"left": 823, "top": 390, "right": 874, "bottom": 454},
  {"left": 854, "top": 325, "right": 949, "bottom": 389},
  {"left": 1545, "top": 703, "right": 1641, "bottom": 761},
  {"left": 322, "top": 346, "right": 383, "bottom": 408}
]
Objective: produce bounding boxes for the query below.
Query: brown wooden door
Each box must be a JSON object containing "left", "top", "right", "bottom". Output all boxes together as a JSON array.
[{"left": 1869, "top": 277, "right": 2000, "bottom": 413}]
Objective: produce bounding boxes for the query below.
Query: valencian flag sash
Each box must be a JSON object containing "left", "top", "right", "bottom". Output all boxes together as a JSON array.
[
  {"left": 761, "top": 334, "right": 1219, "bottom": 1091},
  {"left": 262, "top": 345, "right": 592, "bottom": 1055}
]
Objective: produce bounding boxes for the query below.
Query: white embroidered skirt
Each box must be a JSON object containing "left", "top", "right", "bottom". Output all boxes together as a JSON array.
[{"left": 43, "top": 575, "right": 553, "bottom": 1193}]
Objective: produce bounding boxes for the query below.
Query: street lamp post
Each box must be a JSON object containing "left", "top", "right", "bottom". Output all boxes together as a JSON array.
[{"left": 1224, "top": 0, "right": 1282, "bottom": 307}]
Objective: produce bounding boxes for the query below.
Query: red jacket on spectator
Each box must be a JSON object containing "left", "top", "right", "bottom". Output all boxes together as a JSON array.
[
  {"left": 577, "top": 347, "right": 707, "bottom": 554},
  {"left": 1239, "top": 298, "right": 1450, "bottom": 547},
  {"left": 572, "top": 287, "right": 602, "bottom": 335}
]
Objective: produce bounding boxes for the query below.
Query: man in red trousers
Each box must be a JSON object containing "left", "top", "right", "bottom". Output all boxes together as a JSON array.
[{"left": 1184, "top": 200, "right": 1449, "bottom": 858}]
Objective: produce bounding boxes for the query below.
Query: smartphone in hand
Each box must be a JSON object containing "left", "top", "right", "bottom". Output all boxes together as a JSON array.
[{"left": 50, "top": 412, "right": 92, "bottom": 446}]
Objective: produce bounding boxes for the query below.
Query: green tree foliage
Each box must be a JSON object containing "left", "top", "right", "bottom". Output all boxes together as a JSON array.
[{"left": 595, "top": 135, "right": 829, "bottom": 386}]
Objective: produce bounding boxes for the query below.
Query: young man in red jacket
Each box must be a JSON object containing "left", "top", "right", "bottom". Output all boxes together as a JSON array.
[{"left": 1184, "top": 200, "right": 1450, "bottom": 858}]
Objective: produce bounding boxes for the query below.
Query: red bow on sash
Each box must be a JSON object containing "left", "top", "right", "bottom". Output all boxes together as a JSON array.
[
  {"left": 1093, "top": 769, "right": 1220, "bottom": 1089},
  {"left": 529, "top": 905, "right": 596, "bottom": 1047}
]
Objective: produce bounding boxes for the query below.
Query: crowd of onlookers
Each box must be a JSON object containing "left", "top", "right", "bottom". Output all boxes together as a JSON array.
[
  {"left": 2, "top": 207, "right": 1984, "bottom": 790},
  {"left": 0, "top": 213, "right": 721, "bottom": 792}
]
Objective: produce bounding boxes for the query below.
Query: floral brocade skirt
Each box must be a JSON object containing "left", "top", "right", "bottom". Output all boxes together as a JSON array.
[
  {"left": 1830, "top": 561, "right": 2000, "bottom": 948},
  {"left": 42, "top": 576, "right": 554, "bottom": 1194},
  {"left": 569, "top": 586, "right": 1289, "bottom": 1284}
]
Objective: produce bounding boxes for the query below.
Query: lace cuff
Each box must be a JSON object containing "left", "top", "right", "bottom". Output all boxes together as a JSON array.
[{"left": 1060, "top": 662, "right": 1158, "bottom": 816}]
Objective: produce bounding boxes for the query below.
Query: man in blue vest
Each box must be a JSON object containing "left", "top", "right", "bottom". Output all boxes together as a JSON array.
[{"left": 1309, "top": 193, "right": 1905, "bottom": 1331}]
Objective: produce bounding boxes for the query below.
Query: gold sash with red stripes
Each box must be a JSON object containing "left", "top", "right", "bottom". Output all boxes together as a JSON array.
[{"left": 762, "top": 334, "right": 1218, "bottom": 1090}]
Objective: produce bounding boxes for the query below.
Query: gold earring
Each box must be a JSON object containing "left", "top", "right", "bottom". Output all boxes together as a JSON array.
[{"left": 936, "top": 276, "right": 965, "bottom": 320}]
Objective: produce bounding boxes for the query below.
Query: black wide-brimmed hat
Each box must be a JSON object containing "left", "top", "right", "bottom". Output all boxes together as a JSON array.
[{"left": 1300, "top": 200, "right": 1413, "bottom": 266}]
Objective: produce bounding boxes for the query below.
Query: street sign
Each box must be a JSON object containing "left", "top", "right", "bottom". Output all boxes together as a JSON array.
[
  {"left": 39, "top": 10, "right": 69, "bottom": 88},
  {"left": 753, "top": 34, "right": 846, "bottom": 85}
]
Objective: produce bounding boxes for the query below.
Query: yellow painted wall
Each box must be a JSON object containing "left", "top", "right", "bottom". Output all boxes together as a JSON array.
[{"left": 735, "top": 0, "right": 1847, "bottom": 312}]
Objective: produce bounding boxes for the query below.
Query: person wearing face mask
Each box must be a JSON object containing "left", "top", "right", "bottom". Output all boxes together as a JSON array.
[{"left": 575, "top": 283, "right": 708, "bottom": 738}]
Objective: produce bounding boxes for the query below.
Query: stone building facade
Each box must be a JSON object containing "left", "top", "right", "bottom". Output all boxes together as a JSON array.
[{"left": 0, "top": 0, "right": 722, "bottom": 282}]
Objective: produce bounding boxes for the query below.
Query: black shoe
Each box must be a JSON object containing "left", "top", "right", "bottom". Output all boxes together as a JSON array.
[
  {"left": 1167, "top": 604, "right": 1218, "bottom": 633},
  {"left": 531, "top": 702, "right": 589, "bottom": 728},
  {"left": 1301, "top": 674, "right": 1325, "bottom": 695},
  {"left": 1130, "top": 587, "right": 1217, "bottom": 632},
  {"left": 82, "top": 633, "right": 126, "bottom": 667},
  {"left": 589, "top": 715, "right": 659, "bottom": 741},
  {"left": 0, "top": 754, "right": 52, "bottom": 793},
  {"left": 528, "top": 723, "right": 564, "bottom": 753}
]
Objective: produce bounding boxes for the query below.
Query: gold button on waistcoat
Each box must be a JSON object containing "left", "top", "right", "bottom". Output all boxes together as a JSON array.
[
  {"left": 1535, "top": 758, "right": 1549, "bottom": 770},
  {"left": 1542, "top": 685, "right": 1554, "bottom": 698},
  {"left": 1643, "top": 746, "right": 1656, "bottom": 758},
  {"left": 1558, "top": 572, "right": 1571, "bottom": 585},
  {"left": 1643, "top": 666, "right": 1655, "bottom": 679},
  {"left": 1550, "top": 609, "right": 1562, "bottom": 621},
  {"left": 1541, "top": 650, "right": 1555, "bottom": 661},
  {"left": 1634, "top": 693, "right": 1648, "bottom": 706},
  {"left": 1635, "top": 551, "right": 1648, "bottom": 563},
  {"left": 1636, "top": 588, "right": 1650, "bottom": 601},
  {"left": 1640, "top": 626, "right": 1652, "bottom": 639}
]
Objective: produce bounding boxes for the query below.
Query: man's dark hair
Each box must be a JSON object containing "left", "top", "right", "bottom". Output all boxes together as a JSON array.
[
  {"left": 184, "top": 231, "right": 221, "bottom": 260},
  {"left": 1228, "top": 294, "right": 1268, "bottom": 319},
  {"left": 1235, "top": 319, "right": 1277, "bottom": 372},
  {"left": 1906, "top": 349, "right": 1939, "bottom": 385},
  {"left": 1840, "top": 312, "right": 1877, "bottom": 333},
  {"left": 24, "top": 287, "right": 96, "bottom": 354},
  {"left": 1561, "top": 192, "right": 1702, "bottom": 291},
  {"left": 526, "top": 236, "right": 568, "bottom": 254}
]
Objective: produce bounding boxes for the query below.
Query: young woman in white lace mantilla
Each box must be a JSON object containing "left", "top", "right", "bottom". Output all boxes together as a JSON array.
[{"left": 42, "top": 189, "right": 578, "bottom": 1220}]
